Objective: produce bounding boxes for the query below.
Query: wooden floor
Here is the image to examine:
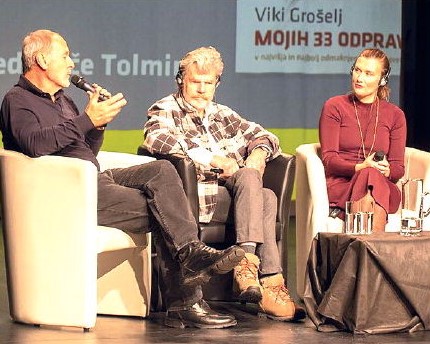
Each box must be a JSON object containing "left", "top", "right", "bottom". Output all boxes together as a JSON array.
[{"left": 1, "top": 221, "right": 429, "bottom": 343}]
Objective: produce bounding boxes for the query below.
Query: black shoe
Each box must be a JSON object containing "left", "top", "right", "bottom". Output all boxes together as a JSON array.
[
  {"left": 293, "top": 304, "right": 307, "bottom": 321},
  {"left": 165, "top": 300, "right": 237, "bottom": 329},
  {"left": 179, "top": 242, "right": 245, "bottom": 286}
]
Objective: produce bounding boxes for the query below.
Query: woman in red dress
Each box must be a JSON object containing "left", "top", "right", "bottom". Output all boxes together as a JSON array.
[{"left": 319, "top": 48, "right": 407, "bottom": 231}]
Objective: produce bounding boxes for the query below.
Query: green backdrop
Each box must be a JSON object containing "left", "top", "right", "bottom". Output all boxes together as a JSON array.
[{"left": 101, "top": 128, "right": 319, "bottom": 156}]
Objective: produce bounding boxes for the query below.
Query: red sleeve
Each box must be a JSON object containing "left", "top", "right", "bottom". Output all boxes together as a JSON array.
[
  {"left": 385, "top": 107, "right": 407, "bottom": 182},
  {"left": 319, "top": 98, "right": 357, "bottom": 178}
]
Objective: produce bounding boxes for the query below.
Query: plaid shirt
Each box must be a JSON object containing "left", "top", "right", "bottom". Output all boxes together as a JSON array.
[{"left": 143, "top": 93, "right": 281, "bottom": 222}]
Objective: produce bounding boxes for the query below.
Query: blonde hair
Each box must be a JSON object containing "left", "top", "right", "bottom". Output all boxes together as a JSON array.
[
  {"left": 354, "top": 48, "right": 391, "bottom": 101},
  {"left": 21, "top": 29, "right": 60, "bottom": 74},
  {"left": 177, "top": 46, "right": 224, "bottom": 81}
]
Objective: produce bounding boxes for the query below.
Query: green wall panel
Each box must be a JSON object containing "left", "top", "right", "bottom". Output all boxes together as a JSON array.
[{"left": 100, "top": 128, "right": 319, "bottom": 155}]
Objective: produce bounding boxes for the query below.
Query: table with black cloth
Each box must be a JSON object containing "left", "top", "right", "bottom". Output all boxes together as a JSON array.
[{"left": 304, "top": 232, "right": 430, "bottom": 334}]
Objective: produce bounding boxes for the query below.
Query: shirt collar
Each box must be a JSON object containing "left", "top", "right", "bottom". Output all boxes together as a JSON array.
[{"left": 18, "top": 74, "right": 64, "bottom": 100}]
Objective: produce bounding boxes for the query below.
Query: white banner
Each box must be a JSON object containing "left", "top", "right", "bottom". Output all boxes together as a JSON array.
[{"left": 236, "top": 0, "right": 401, "bottom": 75}]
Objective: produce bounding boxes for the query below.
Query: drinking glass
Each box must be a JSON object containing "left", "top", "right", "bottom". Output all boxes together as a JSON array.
[
  {"left": 345, "top": 200, "right": 374, "bottom": 235},
  {"left": 400, "top": 178, "right": 430, "bottom": 236},
  {"left": 344, "top": 201, "right": 354, "bottom": 234}
]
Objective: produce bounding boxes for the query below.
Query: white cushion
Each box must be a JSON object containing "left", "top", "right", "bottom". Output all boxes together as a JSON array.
[{"left": 97, "top": 151, "right": 155, "bottom": 171}]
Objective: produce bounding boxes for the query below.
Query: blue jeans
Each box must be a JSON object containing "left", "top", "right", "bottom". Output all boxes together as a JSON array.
[{"left": 97, "top": 160, "right": 202, "bottom": 309}]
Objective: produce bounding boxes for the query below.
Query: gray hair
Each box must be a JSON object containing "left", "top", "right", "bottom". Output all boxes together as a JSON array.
[
  {"left": 21, "top": 29, "right": 60, "bottom": 74},
  {"left": 178, "top": 46, "right": 224, "bottom": 80}
]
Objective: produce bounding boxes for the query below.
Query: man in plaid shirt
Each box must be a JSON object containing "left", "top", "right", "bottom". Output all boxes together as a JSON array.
[{"left": 143, "top": 47, "right": 305, "bottom": 322}]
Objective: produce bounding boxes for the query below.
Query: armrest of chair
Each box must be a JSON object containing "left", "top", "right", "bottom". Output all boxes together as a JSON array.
[
  {"left": 97, "top": 151, "right": 155, "bottom": 171},
  {"left": 403, "top": 147, "right": 430, "bottom": 230},
  {"left": 0, "top": 151, "right": 98, "bottom": 245},
  {"left": 404, "top": 147, "right": 430, "bottom": 189},
  {"left": 295, "top": 143, "right": 330, "bottom": 229},
  {"left": 0, "top": 149, "right": 99, "bottom": 325},
  {"left": 295, "top": 143, "right": 342, "bottom": 298},
  {"left": 137, "top": 145, "right": 200, "bottom": 221},
  {"left": 263, "top": 153, "right": 296, "bottom": 230}
]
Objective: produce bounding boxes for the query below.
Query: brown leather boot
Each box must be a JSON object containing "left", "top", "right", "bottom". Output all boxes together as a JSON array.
[
  {"left": 233, "top": 253, "right": 262, "bottom": 303},
  {"left": 258, "top": 274, "right": 306, "bottom": 321}
]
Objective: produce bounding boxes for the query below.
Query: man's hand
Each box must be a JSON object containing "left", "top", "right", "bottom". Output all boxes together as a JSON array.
[
  {"left": 210, "top": 155, "right": 240, "bottom": 178},
  {"left": 85, "top": 84, "right": 127, "bottom": 128},
  {"left": 245, "top": 148, "right": 267, "bottom": 175}
]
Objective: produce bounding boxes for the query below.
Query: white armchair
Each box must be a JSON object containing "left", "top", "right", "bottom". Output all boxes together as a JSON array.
[
  {"left": 0, "top": 149, "right": 155, "bottom": 331},
  {"left": 295, "top": 143, "right": 430, "bottom": 298}
]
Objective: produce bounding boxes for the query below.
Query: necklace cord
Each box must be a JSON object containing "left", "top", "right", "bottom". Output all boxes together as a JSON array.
[{"left": 353, "top": 97, "right": 379, "bottom": 160}]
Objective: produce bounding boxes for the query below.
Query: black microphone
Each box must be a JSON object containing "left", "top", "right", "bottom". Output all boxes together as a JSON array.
[
  {"left": 70, "top": 75, "right": 109, "bottom": 101},
  {"left": 210, "top": 168, "right": 224, "bottom": 174},
  {"left": 373, "top": 151, "right": 385, "bottom": 162}
]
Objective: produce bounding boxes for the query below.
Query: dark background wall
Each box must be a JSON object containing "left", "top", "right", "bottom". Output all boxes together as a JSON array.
[{"left": 401, "top": 0, "right": 430, "bottom": 151}]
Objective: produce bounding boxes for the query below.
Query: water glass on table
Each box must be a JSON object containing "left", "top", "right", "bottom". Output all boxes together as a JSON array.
[
  {"left": 344, "top": 201, "right": 374, "bottom": 235},
  {"left": 400, "top": 209, "right": 423, "bottom": 236},
  {"left": 400, "top": 178, "right": 430, "bottom": 236},
  {"left": 344, "top": 201, "right": 355, "bottom": 234}
]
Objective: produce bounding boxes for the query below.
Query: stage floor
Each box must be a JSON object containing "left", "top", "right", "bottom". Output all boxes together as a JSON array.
[{"left": 1, "top": 220, "right": 429, "bottom": 344}]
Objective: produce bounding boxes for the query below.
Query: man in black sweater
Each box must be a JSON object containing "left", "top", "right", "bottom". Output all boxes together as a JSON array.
[{"left": 0, "top": 29, "right": 245, "bottom": 329}]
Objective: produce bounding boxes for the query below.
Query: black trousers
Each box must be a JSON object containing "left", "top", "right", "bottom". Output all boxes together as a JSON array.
[{"left": 97, "top": 160, "right": 202, "bottom": 309}]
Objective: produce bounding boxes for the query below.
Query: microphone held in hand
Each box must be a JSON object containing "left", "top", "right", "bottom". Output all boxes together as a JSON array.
[
  {"left": 210, "top": 168, "right": 224, "bottom": 174},
  {"left": 70, "top": 75, "right": 109, "bottom": 101},
  {"left": 373, "top": 151, "right": 385, "bottom": 162}
]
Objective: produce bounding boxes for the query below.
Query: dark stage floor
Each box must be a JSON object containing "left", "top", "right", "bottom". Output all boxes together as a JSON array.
[{"left": 1, "top": 221, "right": 429, "bottom": 344}]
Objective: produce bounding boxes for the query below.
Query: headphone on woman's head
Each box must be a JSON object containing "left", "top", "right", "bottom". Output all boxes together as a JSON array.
[{"left": 378, "top": 66, "right": 391, "bottom": 86}]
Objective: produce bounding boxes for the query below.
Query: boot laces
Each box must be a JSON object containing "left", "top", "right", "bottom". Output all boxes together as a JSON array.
[
  {"left": 265, "top": 284, "right": 292, "bottom": 304},
  {"left": 236, "top": 258, "right": 258, "bottom": 280}
]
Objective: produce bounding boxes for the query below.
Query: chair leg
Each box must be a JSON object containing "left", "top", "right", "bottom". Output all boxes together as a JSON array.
[{"left": 150, "top": 253, "right": 166, "bottom": 312}]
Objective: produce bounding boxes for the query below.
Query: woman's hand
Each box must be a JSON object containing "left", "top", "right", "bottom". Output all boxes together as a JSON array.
[{"left": 355, "top": 152, "right": 390, "bottom": 177}]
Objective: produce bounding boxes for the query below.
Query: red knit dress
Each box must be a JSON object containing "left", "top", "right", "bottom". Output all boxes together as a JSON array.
[{"left": 319, "top": 94, "right": 407, "bottom": 216}]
